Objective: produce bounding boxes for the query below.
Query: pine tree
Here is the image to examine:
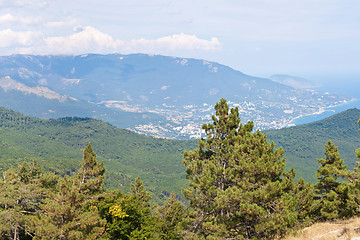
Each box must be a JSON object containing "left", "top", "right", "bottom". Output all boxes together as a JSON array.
[
  {"left": 155, "top": 193, "right": 185, "bottom": 239},
  {"left": 182, "top": 98, "right": 304, "bottom": 239},
  {"left": 0, "top": 160, "right": 43, "bottom": 240},
  {"left": 33, "top": 176, "right": 105, "bottom": 239},
  {"left": 349, "top": 162, "right": 360, "bottom": 214},
  {"left": 314, "top": 140, "right": 357, "bottom": 220},
  {"left": 33, "top": 144, "right": 106, "bottom": 239},
  {"left": 78, "top": 143, "right": 105, "bottom": 195},
  {"left": 348, "top": 118, "right": 360, "bottom": 215}
]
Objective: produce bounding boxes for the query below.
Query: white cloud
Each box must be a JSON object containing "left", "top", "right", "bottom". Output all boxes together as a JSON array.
[
  {"left": 10, "top": 26, "right": 221, "bottom": 55},
  {"left": 43, "top": 26, "right": 117, "bottom": 54},
  {"left": 0, "top": 0, "right": 51, "bottom": 8},
  {"left": 0, "top": 29, "right": 41, "bottom": 48},
  {"left": 129, "top": 33, "right": 222, "bottom": 52},
  {"left": 0, "top": 13, "right": 41, "bottom": 25},
  {"left": 161, "top": 85, "right": 169, "bottom": 90},
  {"left": 44, "top": 19, "right": 78, "bottom": 28}
]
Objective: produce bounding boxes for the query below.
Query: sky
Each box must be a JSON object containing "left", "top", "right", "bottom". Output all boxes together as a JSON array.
[{"left": 0, "top": 0, "right": 359, "bottom": 83}]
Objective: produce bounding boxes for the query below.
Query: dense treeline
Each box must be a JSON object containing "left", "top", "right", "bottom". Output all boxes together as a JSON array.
[
  {"left": 180, "top": 99, "right": 360, "bottom": 239},
  {"left": 0, "top": 106, "right": 197, "bottom": 204},
  {"left": 1, "top": 98, "right": 360, "bottom": 239},
  {"left": 265, "top": 108, "right": 360, "bottom": 182},
  {"left": 0, "top": 143, "right": 186, "bottom": 239}
]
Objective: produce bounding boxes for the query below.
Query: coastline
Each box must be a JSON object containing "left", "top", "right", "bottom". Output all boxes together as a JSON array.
[{"left": 290, "top": 98, "right": 359, "bottom": 126}]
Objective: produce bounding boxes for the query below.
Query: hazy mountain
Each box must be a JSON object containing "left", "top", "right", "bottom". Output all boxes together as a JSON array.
[
  {"left": 0, "top": 75, "right": 169, "bottom": 132},
  {"left": 270, "top": 74, "right": 322, "bottom": 89},
  {"left": 0, "top": 54, "right": 349, "bottom": 138}
]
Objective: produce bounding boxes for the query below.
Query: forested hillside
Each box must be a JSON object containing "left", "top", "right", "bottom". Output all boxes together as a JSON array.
[
  {"left": 1, "top": 99, "right": 360, "bottom": 239},
  {"left": 0, "top": 106, "right": 197, "bottom": 203},
  {"left": 266, "top": 108, "right": 360, "bottom": 182},
  {"left": 1, "top": 106, "right": 360, "bottom": 202},
  {"left": 0, "top": 54, "right": 349, "bottom": 138}
]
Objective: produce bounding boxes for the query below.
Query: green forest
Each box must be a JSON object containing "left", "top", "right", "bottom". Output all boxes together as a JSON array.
[
  {"left": 1, "top": 98, "right": 360, "bottom": 239},
  {"left": 0, "top": 107, "right": 197, "bottom": 203}
]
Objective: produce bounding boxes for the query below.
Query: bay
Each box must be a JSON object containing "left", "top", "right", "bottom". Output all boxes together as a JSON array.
[{"left": 292, "top": 99, "right": 360, "bottom": 125}]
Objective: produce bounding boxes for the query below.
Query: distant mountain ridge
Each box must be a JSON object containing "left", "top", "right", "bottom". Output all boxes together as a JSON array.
[
  {"left": 270, "top": 74, "right": 322, "bottom": 89},
  {"left": 0, "top": 54, "right": 350, "bottom": 138}
]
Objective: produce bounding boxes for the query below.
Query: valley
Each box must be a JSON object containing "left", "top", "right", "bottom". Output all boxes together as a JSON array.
[
  {"left": 0, "top": 105, "right": 359, "bottom": 202},
  {"left": 0, "top": 54, "right": 350, "bottom": 139}
]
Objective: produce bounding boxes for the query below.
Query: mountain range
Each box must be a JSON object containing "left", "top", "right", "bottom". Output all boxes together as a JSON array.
[{"left": 0, "top": 54, "right": 350, "bottom": 138}]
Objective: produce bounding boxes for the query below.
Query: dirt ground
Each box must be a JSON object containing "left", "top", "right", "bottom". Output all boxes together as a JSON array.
[{"left": 285, "top": 217, "right": 360, "bottom": 240}]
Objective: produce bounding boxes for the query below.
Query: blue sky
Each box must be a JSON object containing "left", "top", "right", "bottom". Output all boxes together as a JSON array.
[{"left": 0, "top": 0, "right": 359, "bottom": 82}]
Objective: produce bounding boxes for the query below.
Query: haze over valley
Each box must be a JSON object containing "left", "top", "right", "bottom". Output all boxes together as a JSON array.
[{"left": 0, "top": 54, "right": 351, "bottom": 139}]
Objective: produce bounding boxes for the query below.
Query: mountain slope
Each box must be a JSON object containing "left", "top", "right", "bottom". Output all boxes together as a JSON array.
[
  {"left": 0, "top": 54, "right": 349, "bottom": 138},
  {"left": 270, "top": 74, "right": 322, "bottom": 89},
  {"left": 0, "top": 106, "right": 197, "bottom": 203},
  {"left": 0, "top": 106, "right": 359, "bottom": 201},
  {"left": 0, "top": 75, "right": 169, "bottom": 131},
  {"left": 265, "top": 108, "right": 360, "bottom": 182}
]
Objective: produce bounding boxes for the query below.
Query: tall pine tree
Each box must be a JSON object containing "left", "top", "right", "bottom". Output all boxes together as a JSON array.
[
  {"left": 314, "top": 140, "right": 357, "bottom": 220},
  {"left": 33, "top": 143, "right": 106, "bottom": 239},
  {"left": 348, "top": 118, "right": 360, "bottom": 216},
  {"left": 182, "top": 98, "right": 307, "bottom": 239},
  {"left": 78, "top": 143, "right": 105, "bottom": 195},
  {"left": 0, "top": 161, "right": 43, "bottom": 240}
]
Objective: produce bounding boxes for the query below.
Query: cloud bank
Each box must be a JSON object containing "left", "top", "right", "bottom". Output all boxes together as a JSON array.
[
  {"left": 0, "top": 25, "right": 222, "bottom": 55},
  {"left": 0, "top": 13, "right": 41, "bottom": 25}
]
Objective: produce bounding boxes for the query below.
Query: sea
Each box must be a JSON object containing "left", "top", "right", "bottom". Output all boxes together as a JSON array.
[{"left": 291, "top": 74, "right": 360, "bottom": 126}]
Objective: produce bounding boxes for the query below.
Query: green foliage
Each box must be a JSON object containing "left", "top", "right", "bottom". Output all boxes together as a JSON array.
[
  {"left": 182, "top": 98, "right": 311, "bottom": 239},
  {"left": 1, "top": 101, "right": 360, "bottom": 239},
  {"left": 348, "top": 162, "right": 360, "bottom": 213},
  {"left": 99, "top": 178, "right": 159, "bottom": 239},
  {"left": 347, "top": 119, "right": 360, "bottom": 216},
  {"left": 314, "top": 140, "right": 357, "bottom": 220},
  {"left": 1, "top": 105, "right": 359, "bottom": 205},
  {"left": 154, "top": 193, "right": 186, "bottom": 239},
  {"left": 265, "top": 108, "right": 360, "bottom": 183},
  {"left": 0, "top": 106, "right": 197, "bottom": 203},
  {"left": 32, "top": 145, "right": 106, "bottom": 239},
  {"left": 78, "top": 143, "right": 105, "bottom": 194},
  {"left": 33, "top": 176, "right": 105, "bottom": 239},
  {"left": 0, "top": 160, "right": 44, "bottom": 240}
]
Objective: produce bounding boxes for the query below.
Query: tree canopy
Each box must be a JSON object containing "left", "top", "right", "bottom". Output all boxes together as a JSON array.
[
  {"left": 0, "top": 98, "right": 360, "bottom": 239},
  {"left": 182, "top": 98, "right": 312, "bottom": 239}
]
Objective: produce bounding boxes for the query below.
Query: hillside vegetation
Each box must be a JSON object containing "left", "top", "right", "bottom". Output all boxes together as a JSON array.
[
  {"left": 1, "top": 99, "right": 360, "bottom": 239},
  {"left": 0, "top": 54, "right": 349, "bottom": 138},
  {"left": 0, "top": 106, "right": 197, "bottom": 202},
  {"left": 266, "top": 108, "right": 360, "bottom": 182},
  {"left": 1, "top": 106, "right": 360, "bottom": 202}
]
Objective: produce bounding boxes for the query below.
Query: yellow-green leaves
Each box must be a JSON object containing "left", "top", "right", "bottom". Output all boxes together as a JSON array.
[{"left": 109, "top": 205, "right": 129, "bottom": 219}]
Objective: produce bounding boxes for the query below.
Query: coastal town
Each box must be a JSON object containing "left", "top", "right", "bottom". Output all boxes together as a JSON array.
[{"left": 132, "top": 91, "right": 350, "bottom": 139}]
